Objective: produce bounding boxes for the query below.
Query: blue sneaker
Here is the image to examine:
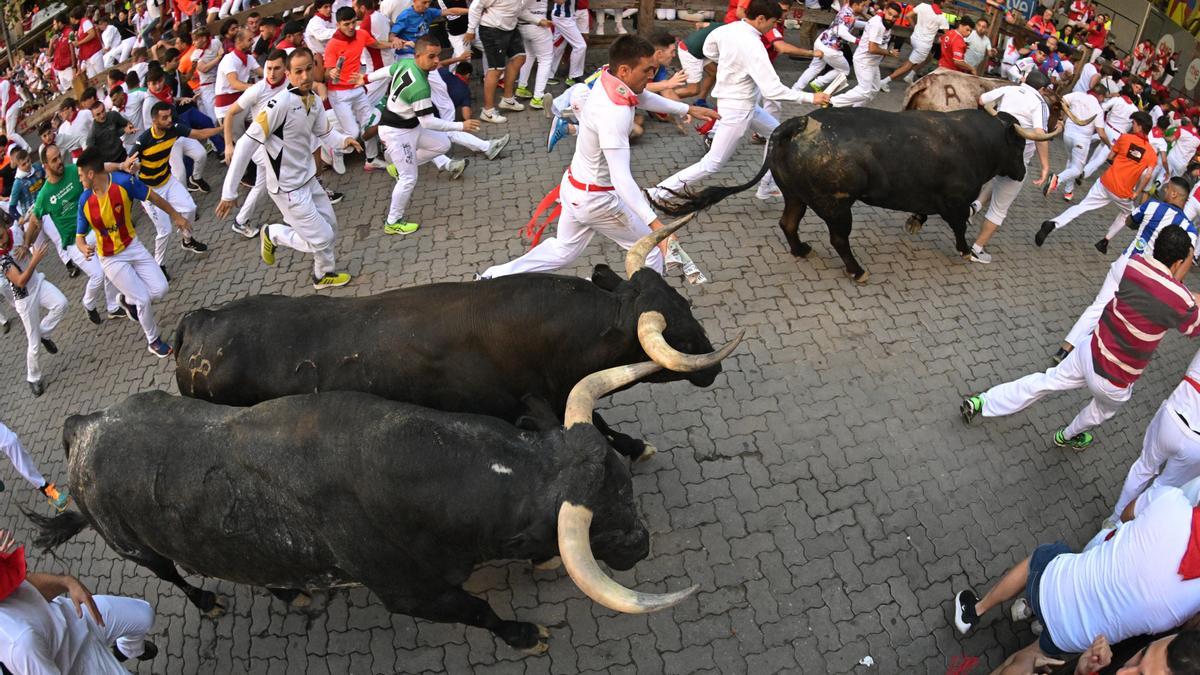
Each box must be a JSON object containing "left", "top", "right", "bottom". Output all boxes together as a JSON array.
[
  {"left": 147, "top": 338, "right": 173, "bottom": 359},
  {"left": 694, "top": 98, "right": 710, "bottom": 109},
  {"left": 547, "top": 116, "right": 570, "bottom": 152}
]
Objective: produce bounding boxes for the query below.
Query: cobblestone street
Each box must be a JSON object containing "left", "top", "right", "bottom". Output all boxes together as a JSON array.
[{"left": 0, "top": 59, "right": 1184, "bottom": 674}]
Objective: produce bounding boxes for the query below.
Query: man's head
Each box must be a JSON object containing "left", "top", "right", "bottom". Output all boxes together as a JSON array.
[
  {"left": 90, "top": 99, "right": 107, "bottom": 124},
  {"left": 1152, "top": 225, "right": 1194, "bottom": 275},
  {"left": 1131, "top": 110, "right": 1152, "bottom": 135},
  {"left": 264, "top": 49, "right": 287, "bottom": 86},
  {"left": 412, "top": 0, "right": 432, "bottom": 13},
  {"left": 221, "top": 19, "right": 239, "bottom": 41},
  {"left": 162, "top": 47, "right": 181, "bottom": 71},
  {"left": 40, "top": 143, "right": 62, "bottom": 178},
  {"left": 151, "top": 101, "right": 174, "bottom": 130},
  {"left": 975, "top": 17, "right": 989, "bottom": 33},
  {"left": 412, "top": 35, "right": 442, "bottom": 72},
  {"left": 260, "top": 16, "right": 281, "bottom": 39},
  {"left": 882, "top": 2, "right": 903, "bottom": 27},
  {"left": 11, "top": 147, "right": 30, "bottom": 173},
  {"left": 132, "top": 47, "right": 148, "bottom": 63},
  {"left": 193, "top": 27, "right": 211, "bottom": 49},
  {"left": 849, "top": 0, "right": 869, "bottom": 12},
  {"left": 1116, "top": 629, "right": 1200, "bottom": 674},
  {"left": 112, "top": 89, "right": 128, "bottom": 111},
  {"left": 75, "top": 148, "right": 108, "bottom": 190},
  {"left": 282, "top": 20, "right": 305, "bottom": 44},
  {"left": 608, "top": 35, "right": 658, "bottom": 95},
  {"left": 955, "top": 18, "right": 973, "bottom": 36},
  {"left": 336, "top": 6, "right": 358, "bottom": 35},
  {"left": 743, "top": 0, "right": 783, "bottom": 34},
  {"left": 1045, "top": 36, "right": 1058, "bottom": 52},
  {"left": 37, "top": 121, "right": 54, "bottom": 148},
  {"left": 107, "top": 69, "right": 125, "bottom": 90},
  {"left": 1164, "top": 177, "right": 1190, "bottom": 209},
  {"left": 147, "top": 70, "right": 166, "bottom": 92},
  {"left": 97, "top": 14, "right": 109, "bottom": 28},
  {"left": 1041, "top": 7, "right": 1053, "bottom": 20},
  {"left": 649, "top": 32, "right": 676, "bottom": 66},
  {"left": 355, "top": 0, "right": 377, "bottom": 15},
  {"left": 247, "top": 12, "right": 260, "bottom": 33},
  {"left": 286, "top": 48, "right": 317, "bottom": 92},
  {"left": 59, "top": 97, "right": 77, "bottom": 117},
  {"left": 234, "top": 27, "right": 253, "bottom": 52},
  {"left": 315, "top": 0, "right": 334, "bottom": 18},
  {"left": 69, "top": 6, "right": 84, "bottom": 25}
]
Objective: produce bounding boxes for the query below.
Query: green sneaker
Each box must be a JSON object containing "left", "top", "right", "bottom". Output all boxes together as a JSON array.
[
  {"left": 530, "top": 96, "right": 544, "bottom": 110},
  {"left": 312, "top": 272, "right": 351, "bottom": 289},
  {"left": 810, "top": 83, "right": 823, "bottom": 93},
  {"left": 1054, "top": 428, "right": 1094, "bottom": 451},
  {"left": 259, "top": 225, "right": 276, "bottom": 266},
  {"left": 384, "top": 221, "right": 420, "bottom": 235},
  {"left": 386, "top": 163, "right": 399, "bottom": 180},
  {"left": 515, "top": 85, "right": 534, "bottom": 99},
  {"left": 960, "top": 395, "right": 983, "bottom": 424},
  {"left": 564, "top": 77, "right": 579, "bottom": 86}
]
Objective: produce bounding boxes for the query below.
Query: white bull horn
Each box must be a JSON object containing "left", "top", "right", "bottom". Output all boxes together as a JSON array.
[
  {"left": 637, "top": 311, "right": 745, "bottom": 372},
  {"left": 1013, "top": 122, "right": 1064, "bottom": 142},
  {"left": 563, "top": 361, "right": 663, "bottom": 428},
  {"left": 983, "top": 100, "right": 999, "bottom": 116},
  {"left": 624, "top": 213, "right": 696, "bottom": 278},
  {"left": 557, "top": 501, "right": 698, "bottom": 613}
]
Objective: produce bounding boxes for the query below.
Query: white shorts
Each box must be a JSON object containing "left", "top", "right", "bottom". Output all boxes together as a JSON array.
[
  {"left": 909, "top": 38, "right": 933, "bottom": 64},
  {"left": 678, "top": 47, "right": 705, "bottom": 84}
]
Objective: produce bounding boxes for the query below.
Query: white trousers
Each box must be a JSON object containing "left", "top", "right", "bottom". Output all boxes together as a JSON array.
[
  {"left": 1057, "top": 131, "right": 1094, "bottom": 193},
  {"left": 99, "top": 238, "right": 169, "bottom": 343},
  {"left": 793, "top": 49, "right": 850, "bottom": 92},
  {"left": 170, "top": 136, "right": 207, "bottom": 185},
  {"left": 981, "top": 173, "right": 1026, "bottom": 226},
  {"left": 518, "top": 24, "right": 554, "bottom": 99},
  {"left": 1064, "top": 255, "right": 1126, "bottom": 349},
  {"left": 1112, "top": 397, "right": 1200, "bottom": 518},
  {"left": 2, "top": 99, "right": 23, "bottom": 140},
  {"left": 378, "top": 125, "right": 450, "bottom": 223},
  {"left": 236, "top": 156, "right": 271, "bottom": 226},
  {"left": 54, "top": 68, "right": 75, "bottom": 93},
  {"left": 42, "top": 217, "right": 119, "bottom": 313},
  {"left": 13, "top": 273, "right": 66, "bottom": 383},
  {"left": 0, "top": 425, "right": 46, "bottom": 488},
  {"left": 141, "top": 177, "right": 196, "bottom": 267},
  {"left": 550, "top": 15, "right": 587, "bottom": 79},
  {"left": 653, "top": 103, "right": 777, "bottom": 197},
  {"left": 831, "top": 55, "right": 879, "bottom": 108},
  {"left": 67, "top": 594, "right": 155, "bottom": 663},
  {"left": 1083, "top": 139, "right": 1112, "bottom": 179},
  {"left": 1169, "top": 152, "right": 1192, "bottom": 179},
  {"left": 328, "top": 87, "right": 380, "bottom": 158},
  {"left": 219, "top": 0, "right": 247, "bottom": 18},
  {"left": 1051, "top": 179, "right": 1131, "bottom": 240},
  {"left": 196, "top": 85, "right": 216, "bottom": 123},
  {"left": 84, "top": 51, "right": 105, "bottom": 79},
  {"left": 265, "top": 177, "right": 338, "bottom": 277},
  {"left": 432, "top": 131, "right": 491, "bottom": 169},
  {"left": 482, "top": 174, "right": 664, "bottom": 277},
  {"left": 981, "top": 341, "right": 1132, "bottom": 439},
  {"left": 104, "top": 37, "right": 136, "bottom": 67}
]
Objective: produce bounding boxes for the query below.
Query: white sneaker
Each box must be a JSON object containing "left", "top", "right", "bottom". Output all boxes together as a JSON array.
[
  {"left": 877, "top": 78, "right": 891, "bottom": 93},
  {"left": 447, "top": 158, "right": 468, "bottom": 180},
  {"left": 480, "top": 108, "right": 508, "bottom": 124},
  {"left": 969, "top": 246, "right": 992, "bottom": 264},
  {"left": 1010, "top": 598, "right": 1033, "bottom": 623},
  {"left": 498, "top": 98, "right": 525, "bottom": 112},
  {"left": 756, "top": 185, "right": 783, "bottom": 200},
  {"left": 364, "top": 156, "right": 389, "bottom": 171},
  {"left": 485, "top": 134, "right": 510, "bottom": 160},
  {"left": 903, "top": 71, "right": 916, "bottom": 84}
]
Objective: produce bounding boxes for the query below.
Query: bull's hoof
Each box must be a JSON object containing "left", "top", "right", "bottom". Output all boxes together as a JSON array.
[
  {"left": 532, "top": 556, "right": 562, "bottom": 571},
  {"left": 514, "top": 624, "right": 551, "bottom": 656},
  {"left": 904, "top": 216, "right": 924, "bottom": 234},
  {"left": 204, "top": 596, "right": 227, "bottom": 619},
  {"left": 791, "top": 242, "right": 812, "bottom": 258},
  {"left": 291, "top": 592, "right": 313, "bottom": 609},
  {"left": 635, "top": 443, "right": 658, "bottom": 463}
]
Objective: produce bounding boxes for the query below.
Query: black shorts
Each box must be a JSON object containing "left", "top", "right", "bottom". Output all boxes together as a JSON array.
[{"left": 479, "top": 25, "right": 522, "bottom": 68}]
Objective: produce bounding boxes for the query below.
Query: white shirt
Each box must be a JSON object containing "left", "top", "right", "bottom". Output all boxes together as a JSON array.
[
  {"left": 130, "top": 62, "right": 149, "bottom": 85},
  {"left": 0, "top": 582, "right": 128, "bottom": 675},
  {"left": 122, "top": 89, "right": 149, "bottom": 135},
  {"left": 214, "top": 51, "right": 258, "bottom": 100},
  {"left": 853, "top": 15, "right": 891, "bottom": 67},
  {"left": 1171, "top": 128, "right": 1200, "bottom": 170},
  {"left": 704, "top": 21, "right": 814, "bottom": 107},
  {"left": 982, "top": 84, "right": 1048, "bottom": 161},
  {"left": 364, "top": 11, "right": 395, "bottom": 70},
  {"left": 234, "top": 78, "right": 288, "bottom": 117},
  {"left": 100, "top": 24, "right": 122, "bottom": 52},
  {"left": 467, "top": 0, "right": 541, "bottom": 33},
  {"left": 381, "top": 0, "right": 412, "bottom": 22},
  {"left": 304, "top": 14, "right": 337, "bottom": 55},
  {"left": 1074, "top": 61, "right": 1100, "bottom": 94},
  {"left": 964, "top": 31, "right": 990, "bottom": 68},
  {"left": 1060, "top": 91, "right": 1102, "bottom": 139},
  {"left": 62, "top": 109, "right": 93, "bottom": 148},
  {"left": 910, "top": 3, "right": 948, "bottom": 46},
  {"left": 1103, "top": 96, "right": 1137, "bottom": 136},
  {"left": 194, "top": 41, "right": 223, "bottom": 86},
  {"left": 1169, "top": 348, "right": 1200, "bottom": 423},
  {"left": 427, "top": 68, "right": 457, "bottom": 121},
  {"left": 1039, "top": 486, "right": 1200, "bottom": 653}
]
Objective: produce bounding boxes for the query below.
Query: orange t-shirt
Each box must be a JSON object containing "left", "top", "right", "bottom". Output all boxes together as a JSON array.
[
  {"left": 1101, "top": 132, "right": 1157, "bottom": 199},
  {"left": 324, "top": 28, "right": 375, "bottom": 91}
]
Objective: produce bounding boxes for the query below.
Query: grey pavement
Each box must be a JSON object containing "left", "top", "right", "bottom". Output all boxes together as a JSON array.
[{"left": 0, "top": 59, "right": 1183, "bottom": 674}]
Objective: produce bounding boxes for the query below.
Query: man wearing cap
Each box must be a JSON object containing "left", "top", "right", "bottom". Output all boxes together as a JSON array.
[{"left": 0, "top": 530, "right": 159, "bottom": 672}]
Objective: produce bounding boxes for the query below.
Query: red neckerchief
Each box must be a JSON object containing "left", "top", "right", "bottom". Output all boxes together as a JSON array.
[
  {"left": 0, "top": 546, "right": 26, "bottom": 603},
  {"left": 930, "top": 3, "right": 942, "bottom": 13},
  {"left": 150, "top": 86, "right": 173, "bottom": 105},
  {"left": 330, "top": 28, "right": 357, "bottom": 44},
  {"left": 455, "top": 73, "right": 469, "bottom": 85},
  {"left": 1122, "top": 95, "right": 1133, "bottom": 104},
  {"left": 599, "top": 69, "right": 637, "bottom": 107},
  {"left": 232, "top": 47, "right": 248, "bottom": 66},
  {"left": 1152, "top": 127, "right": 1165, "bottom": 139},
  {"left": 277, "top": 38, "right": 295, "bottom": 50},
  {"left": 1179, "top": 507, "right": 1200, "bottom": 580}
]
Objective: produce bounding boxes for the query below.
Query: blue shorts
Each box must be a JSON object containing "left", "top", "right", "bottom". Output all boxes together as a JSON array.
[{"left": 1026, "top": 541, "right": 1072, "bottom": 657}]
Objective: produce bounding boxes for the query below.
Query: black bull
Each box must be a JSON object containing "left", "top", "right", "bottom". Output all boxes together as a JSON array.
[
  {"left": 173, "top": 236, "right": 734, "bottom": 460},
  {"left": 28, "top": 363, "right": 706, "bottom": 653},
  {"left": 652, "top": 107, "right": 1057, "bottom": 282}
]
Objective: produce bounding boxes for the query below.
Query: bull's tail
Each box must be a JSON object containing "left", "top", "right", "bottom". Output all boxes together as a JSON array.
[
  {"left": 649, "top": 115, "right": 803, "bottom": 216},
  {"left": 22, "top": 508, "right": 90, "bottom": 551}
]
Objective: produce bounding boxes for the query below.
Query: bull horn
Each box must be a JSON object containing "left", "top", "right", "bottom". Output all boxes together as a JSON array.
[
  {"left": 1013, "top": 122, "right": 1064, "bottom": 141},
  {"left": 564, "top": 361, "right": 663, "bottom": 428},
  {"left": 983, "top": 100, "right": 999, "bottom": 116},
  {"left": 624, "top": 213, "right": 696, "bottom": 278},
  {"left": 1060, "top": 100, "right": 1095, "bottom": 127},
  {"left": 637, "top": 311, "right": 744, "bottom": 372},
  {"left": 557, "top": 501, "right": 698, "bottom": 613}
]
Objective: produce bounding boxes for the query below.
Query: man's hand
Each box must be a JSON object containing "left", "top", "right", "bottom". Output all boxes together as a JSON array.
[
  {"left": 812, "top": 92, "right": 832, "bottom": 106},
  {"left": 462, "top": 119, "right": 481, "bottom": 132},
  {"left": 538, "top": 19, "right": 553, "bottom": 27},
  {"left": 1075, "top": 635, "right": 1112, "bottom": 675},
  {"left": 30, "top": 241, "right": 48, "bottom": 263},
  {"left": 119, "top": 156, "right": 139, "bottom": 174},
  {"left": 343, "top": 137, "right": 363, "bottom": 154},
  {"left": 665, "top": 70, "right": 687, "bottom": 88},
  {"left": 171, "top": 212, "right": 189, "bottom": 233},
  {"left": 224, "top": 145, "right": 234, "bottom": 165},
  {"left": 390, "top": 36, "right": 404, "bottom": 49},
  {"left": 62, "top": 576, "right": 104, "bottom": 626},
  {"left": 1032, "top": 167, "right": 1049, "bottom": 186},
  {"left": 463, "top": 32, "right": 474, "bottom": 44},
  {"left": 215, "top": 199, "right": 237, "bottom": 220},
  {"left": 890, "top": 48, "right": 900, "bottom": 57},
  {"left": 328, "top": 67, "right": 341, "bottom": 82},
  {"left": 688, "top": 105, "right": 719, "bottom": 122},
  {"left": 76, "top": 237, "right": 94, "bottom": 260},
  {"left": 349, "top": 72, "right": 366, "bottom": 86}
]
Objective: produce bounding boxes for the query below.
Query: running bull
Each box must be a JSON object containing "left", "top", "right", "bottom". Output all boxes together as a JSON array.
[
  {"left": 651, "top": 107, "right": 1067, "bottom": 282},
  {"left": 28, "top": 358, "right": 733, "bottom": 653},
  {"left": 174, "top": 221, "right": 735, "bottom": 460}
]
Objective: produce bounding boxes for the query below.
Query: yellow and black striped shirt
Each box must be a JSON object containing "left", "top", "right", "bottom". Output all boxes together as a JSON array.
[{"left": 133, "top": 122, "right": 192, "bottom": 188}]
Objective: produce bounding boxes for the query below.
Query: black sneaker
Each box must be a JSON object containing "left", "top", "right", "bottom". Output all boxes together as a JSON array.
[
  {"left": 326, "top": 190, "right": 344, "bottom": 205},
  {"left": 65, "top": 260, "right": 80, "bottom": 278},
  {"left": 28, "top": 380, "right": 44, "bottom": 397},
  {"left": 40, "top": 337, "right": 58, "bottom": 354},
  {"left": 118, "top": 295, "right": 140, "bottom": 323},
  {"left": 86, "top": 308, "right": 102, "bottom": 325},
  {"left": 160, "top": 265, "right": 171, "bottom": 282},
  {"left": 113, "top": 640, "right": 158, "bottom": 662},
  {"left": 187, "top": 176, "right": 211, "bottom": 193},
  {"left": 1034, "top": 221, "right": 1056, "bottom": 247},
  {"left": 1095, "top": 238, "right": 1109, "bottom": 254},
  {"left": 181, "top": 237, "right": 208, "bottom": 254},
  {"left": 953, "top": 589, "right": 980, "bottom": 634},
  {"left": 108, "top": 307, "right": 129, "bottom": 320},
  {"left": 1052, "top": 347, "right": 1069, "bottom": 364}
]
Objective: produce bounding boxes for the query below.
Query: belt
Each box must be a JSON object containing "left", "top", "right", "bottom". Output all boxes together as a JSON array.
[
  {"left": 566, "top": 169, "right": 613, "bottom": 192},
  {"left": 214, "top": 91, "right": 240, "bottom": 107}
]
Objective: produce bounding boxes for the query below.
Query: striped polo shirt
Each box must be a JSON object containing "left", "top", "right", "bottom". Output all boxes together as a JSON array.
[
  {"left": 1093, "top": 254, "right": 1200, "bottom": 388},
  {"left": 133, "top": 122, "right": 193, "bottom": 188},
  {"left": 75, "top": 172, "right": 150, "bottom": 257},
  {"left": 1124, "top": 200, "right": 1199, "bottom": 261}
]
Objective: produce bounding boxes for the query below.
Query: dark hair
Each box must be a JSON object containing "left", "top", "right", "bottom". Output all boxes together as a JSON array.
[
  {"left": 1153, "top": 225, "right": 1193, "bottom": 267},
  {"left": 70, "top": 6, "right": 85, "bottom": 20},
  {"left": 283, "top": 20, "right": 305, "bottom": 36},
  {"left": 1168, "top": 630, "right": 1200, "bottom": 673},
  {"left": 193, "top": 27, "right": 210, "bottom": 39},
  {"left": 1169, "top": 176, "right": 1192, "bottom": 194},
  {"left": 977, "top": 16, "right": 989, "bottom": 24},
  {"left": 248, "top": 11, "right": 260, "bottom": 19},
  {"left": 36, "top": 120, "right": 53, "bottom": 136},
  {"left": 315, "top": 0, "right": 334, "bottom": 7},
  {"left": 355, "top": 0, "right": 377, "bottom": 8},
  {"left": 265, "top": 48, "right": 288, "bottom": 64},
  {"left": 60, "top": 97, "right": 78, "bottom": 111},
  {"left": 11, "top": 147, "right": 29, "bottom": 162},
  {"left": 220, "top": 18, "right": 238, "bottom": 36},
  {"left": 454, "top": 60, "right": 473, "bottom": 76},
  {"left": 76, "top": 148, "right": 106, "bottom": 173},
  {"left": 744, "top": 0, "right": 783, "bottom": 20},
  {"left": 648, "top": 31, "right": 675, "bottom": 48},
  {"left": 285, "top": 47, "right": 315, "bottom": 68},
  {"left": 80, "top": 87, "right": 97, "bottom": 102},
  {"left": 262, "top": 16, "right": 282, "bottom": 27},
  {"left": 415, "top": 34, "right": 441, "bottom": 52},
  {"left": 147, "top": 69, "right": 165, "bottom": 84},
  {"left": 150, "top": 100, "right": 173, "bottom": 117},
  {"left": 608, "top": 35, "right": 656, "bottom": 70},
  {"left": 38, "top": 142, "right": 56, "bottom": 164},
  {"left": 335, "top": 6, "right": 357, "bottom": 22},
  {"left": 125, "top": 71, "right": 141, "bottom": 87},
  {"left": 107, "top": 69, "right": 125, "bottom": 83},
  {"left": 886, "top": 2, "right": 903, "bottom": 13},
  {"left": 1131, "top": 110, "right": 1153, "bottom": 133},
  {"left": 163, "top": 47, "right": 181, "bottom": 62},
  {"left": 132, "top": 47, "right": 148, "bottom": 60}
]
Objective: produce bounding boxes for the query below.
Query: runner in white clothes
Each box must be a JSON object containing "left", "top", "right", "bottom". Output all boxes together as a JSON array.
[
  {"left": 213, "top": 28, "right": 260, "bottom": 125},
  {"left": 0, "top": 77, "right": 27, "bottom": 141},
  {"left": 514, "top": 0, "right": 556, "bottom": 110},
  {"left": 221, "top": 49, "right": 289, "bottom": 238},
  {"left": 880, "top": 1, "right": 949, "bottom": 90},
  {"left": 1169, "top": 122, "right": 1200, "bottom": 179},
  {"left": 792, "top": 0, "right": 867, "bottom": 94},
  {"left": 480, "top": 36, "right": 718, "bottom": 278},
  {"left": 191, "top": 27, "right": 224, "bottom": 122},
  {"left": 0, "top": 225, "right": 66, "bottom": 399},
  {"left": 1043, "top": 90, "right": 1102, "bottom": 202},
  {"left": 0, "top": 421, "right": 68, "bottom": 509},
  {"left": 548, "top": 0, "right": 587, "bottom": 85},
  {"left": 830, "top": 3, "right": 902, "bottom": 108},
  {"left": 217, "top": 48, "right": 361, "bottom": 290},
  {"left": 650, "top": 0, "right": 828, "bottom": 203},
  {"left": 427, "top": 65, "right": 509, "bottom": 167},
  {"left": 1081, "top": 85, "right": 1138, "bottom": 182}
]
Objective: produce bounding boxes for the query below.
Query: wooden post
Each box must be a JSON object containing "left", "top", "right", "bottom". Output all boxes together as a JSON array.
[
  {"left": 637, "top": 0, "right": 656, "bottom": 36},
  {"left": 0, "top": 12, "right": 14, "bottom": 70}
]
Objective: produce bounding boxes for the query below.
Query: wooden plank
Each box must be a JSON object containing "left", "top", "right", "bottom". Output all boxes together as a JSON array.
[
  {"left": 205, "top": 0, "right": 311, "bottom": 30},
  {"left": 637, "top": 0, "right": 657, "bottom": 36},
  {"left": 587, "top": 0, "right": 727, "bottom": 11}
]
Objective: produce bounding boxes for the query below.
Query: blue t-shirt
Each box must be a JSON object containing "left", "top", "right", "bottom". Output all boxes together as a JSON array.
[
  {"left": 8, "top": 163, "right": 46, "bottom": 220},
  {"left": 392, "top": 8, "right": 442, "bottom": 56},
  {"left": 438, "top": 67, "right": 472, "bottom": 114}
]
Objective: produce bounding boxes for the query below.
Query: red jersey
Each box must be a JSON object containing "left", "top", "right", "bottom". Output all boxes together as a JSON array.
[
  {"left": 1067, "top": 0, "right": 1093, "bottom": 23},
  {"left": 51, "top": 28, "right": 73, "bottom": 70},
  {"left": 324, "top": 28, "right": 376, "bottom": 91},
  {"left": 938, "top": 30, "right": 969, "bottom": 72},
  {"left": 75, "top": 18, "right": 101, "bottom": 61}
]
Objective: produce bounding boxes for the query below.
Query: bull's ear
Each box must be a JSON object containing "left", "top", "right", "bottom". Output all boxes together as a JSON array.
[{"left": 591, "top": 265, "right": 623, "bottom": 291}]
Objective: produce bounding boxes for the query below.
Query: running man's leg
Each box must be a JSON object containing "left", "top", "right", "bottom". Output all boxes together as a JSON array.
[
  {"left": 979, "top": 343, "right": 1088, "bottom": 418},
  {"left": 90, "top": 595, "right": 155, "bottom": 660}
]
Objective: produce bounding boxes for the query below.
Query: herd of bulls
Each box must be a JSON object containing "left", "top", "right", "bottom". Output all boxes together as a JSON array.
[{"left": 25, "top": 222, "right": 745, "bottom": 653}]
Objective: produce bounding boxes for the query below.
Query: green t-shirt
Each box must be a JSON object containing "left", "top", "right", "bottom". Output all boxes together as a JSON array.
[
  {"left": 378, "top": 59, "right": 434, "bottom": 129},
  {"left": 682, "top": 22, "right": 721, "bottom": 57},
  {"left": 32, "top": 163, "right": 83, "bottom": 250}
]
